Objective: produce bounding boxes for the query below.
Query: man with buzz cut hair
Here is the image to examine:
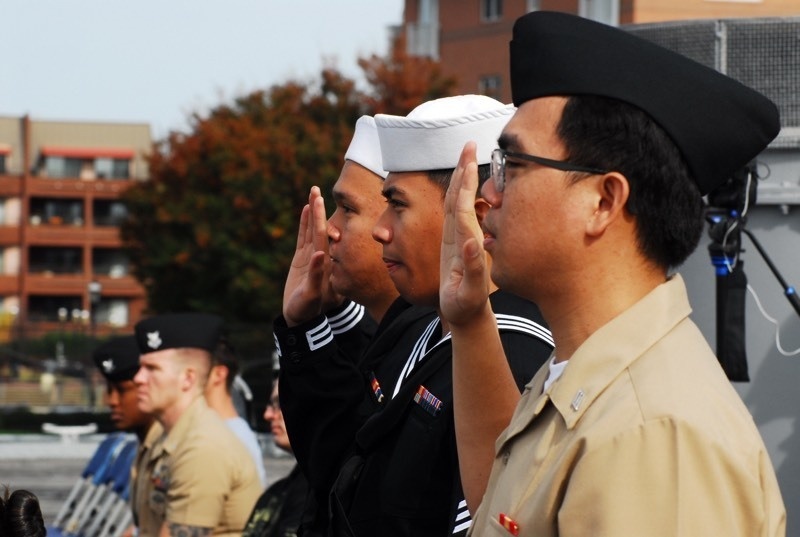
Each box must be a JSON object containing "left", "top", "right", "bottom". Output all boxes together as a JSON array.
[
  {"left": 440, "top": 11, "right": 785, "bottom": 537},
  {"left": 132, "top": 312, "right": 261, "bottom": 537}
]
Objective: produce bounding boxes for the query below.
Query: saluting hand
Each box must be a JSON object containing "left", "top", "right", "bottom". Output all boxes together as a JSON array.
[
  {"left": 282, "top": 186, "right": 343, "bottom": 327},
  {"left": 440, "top": 142, "right": 492, "bottom": 327}
]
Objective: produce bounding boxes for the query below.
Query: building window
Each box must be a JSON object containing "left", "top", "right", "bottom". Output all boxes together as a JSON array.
[
  {"left": 93, "top": 200, "right": 128, "bottom": 227},
  {"left": 95, "top": 298, "right": 129, "bottom": 327},
  {"left": 479, "top": 75, "right": 503, "bottom": 100},
  {"left": 526, "top": 0, "right": 541, "bottom": 11},
  {"left": 29, "top": 198, "right": 84, "bottom": 226},
  {"left": 0, "top": 145, "right": 9, "bottom": 175},
  {"left": 418, "top": 0, "right": 437, "bottom": 24},
  {"left": 95, "top": 157, "right": 131, "bottom": 179},
  {"left": 1, "top": 246, "right": 20, "bottom": 275},
  {"left": 27, "top": 295, "right": 83, "bottom": 322},
  {"left": 28, "top": 247, "right": 83, "bottom": 275},
  {"left": 579, "top": 0, "right": 619, "bottom": 25},
  {"left": 92, "top": 248, "right": 130, "bottom": 278},
  {"left": 39, "top": 155, "right": 131, "bottom": 179},
  {"left": 481, "top": 0, "right": 502, "bottom": 21}
]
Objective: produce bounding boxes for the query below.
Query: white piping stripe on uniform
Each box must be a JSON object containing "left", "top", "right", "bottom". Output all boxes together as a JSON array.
[
  {"left": 328, "top": 302, "right": 366, "bottom": 335},
  {"left": 273, "top": 333, "right": 282, "bottom": 358},
  {"left": 495, "top": 313, "right": 554, "bottom": 346},
  {"left": 453, "top": 519, "right": 472, "bottom": 534},
  {"left": 453, "top": 499, "right": 472, "bottom": 533},
  {"left": 392, "top": 318, "right": 440, "bottom": 398},
  {"left": 393, "top": 313, "right": 553, "bottom": 397},
  {"left": 306, "top": 319, "right": 334, "bottom": 351}
]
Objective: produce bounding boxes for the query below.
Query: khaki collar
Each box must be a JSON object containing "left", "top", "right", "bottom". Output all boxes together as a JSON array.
[{"left": 498, "top": 274, "right": 692, "bottom": 447}]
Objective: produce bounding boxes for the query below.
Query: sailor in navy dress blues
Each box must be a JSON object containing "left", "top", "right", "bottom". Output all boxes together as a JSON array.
[
  {"left": 274, "top": 116, "right": 438, "bottom": 535},
  {"left": 279, "top": 96, "right": 553, "bottom": 537}
]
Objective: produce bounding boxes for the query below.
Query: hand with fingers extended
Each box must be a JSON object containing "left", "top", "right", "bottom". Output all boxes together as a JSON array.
[
  {"left": 282, "top": 186, "right": 344, "bottom": 327},
  {"left": 440, "top": 142, "right": 493, "bottom": 327}
]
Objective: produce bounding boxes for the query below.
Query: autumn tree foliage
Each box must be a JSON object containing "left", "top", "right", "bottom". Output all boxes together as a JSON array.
[{"left": 121, "top": 41, "right": 456, "bottom": 327}]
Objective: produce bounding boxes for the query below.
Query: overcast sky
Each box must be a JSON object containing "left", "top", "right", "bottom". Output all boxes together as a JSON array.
[{"left": 2, "top": 0, "right": 403, "bottom": 138}]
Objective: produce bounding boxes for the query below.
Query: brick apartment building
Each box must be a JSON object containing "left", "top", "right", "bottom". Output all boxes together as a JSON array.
[
  {"left": 0, "top": 115, "right": 150, "bottom": 342},
  {"left": 402, "top": 0, "right": 800, "bottom": 103}
]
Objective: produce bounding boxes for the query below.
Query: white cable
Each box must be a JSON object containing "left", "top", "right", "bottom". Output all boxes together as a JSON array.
[{"left": 747, "top": 283, "right": 800, "bottom": 356}]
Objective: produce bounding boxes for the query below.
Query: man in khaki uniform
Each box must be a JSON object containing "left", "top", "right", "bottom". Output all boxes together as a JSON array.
[
  {"left": 439, "top": 11, "right": 786, "bottom": 537},
  {"left": 133, "top": 312, "right": 261, "bottom": 536}
]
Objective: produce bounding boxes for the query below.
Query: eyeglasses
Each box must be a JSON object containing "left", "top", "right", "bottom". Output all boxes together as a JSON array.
[{"left": 490, "top": 148, "right": 608, "bottom": 193}]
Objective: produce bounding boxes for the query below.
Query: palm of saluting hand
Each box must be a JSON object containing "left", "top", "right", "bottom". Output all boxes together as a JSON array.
[
  {"left": 440, "top": 142, "right": 492, "bottom": 327},
  {"left": 282, "top": 186, "right": 343, "bottom": 327}
]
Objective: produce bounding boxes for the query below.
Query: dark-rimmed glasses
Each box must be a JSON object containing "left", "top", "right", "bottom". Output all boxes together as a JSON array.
[{"left": 490, "top": 148, "right": 608, "bottom": 192}]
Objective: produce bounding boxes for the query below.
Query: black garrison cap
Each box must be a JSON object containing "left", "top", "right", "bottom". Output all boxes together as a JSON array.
[
  {"left": 93, "top": 335, "right": 140, "bottom": 383},
  {"left": 509, "top": 11, "right": 780, "bottom": 195},
  {"left": 134, "top": 313, "right": 223, "bottom": 354}
]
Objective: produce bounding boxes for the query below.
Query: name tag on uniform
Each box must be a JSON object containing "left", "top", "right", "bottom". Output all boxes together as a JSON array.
[{"left": 414, "top": 385, "right": 443, "bottom": 416}]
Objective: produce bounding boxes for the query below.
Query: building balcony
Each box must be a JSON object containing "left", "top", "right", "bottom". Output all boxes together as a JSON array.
[
  {"left": 25, "top": 224, "right": 122, "bottom": 247},
  {"left": 24, "top": 176, "right": 135, "bottom": 198},
  {"left": 0, "top": 176, "right": 22, "bottom": 196},
  {"left": 0, "top": 274, "right": 19, "bottom": 295},
  {"left": 23, "top": 273, "right": 144, "bottom": 298},
  {"left": 0, "top": 225, "right": 19, "bottom": 244}
]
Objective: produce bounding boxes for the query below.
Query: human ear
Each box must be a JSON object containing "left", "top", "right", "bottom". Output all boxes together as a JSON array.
[{"left": 586, "top": 172, "right": 630, "bottom": 236}]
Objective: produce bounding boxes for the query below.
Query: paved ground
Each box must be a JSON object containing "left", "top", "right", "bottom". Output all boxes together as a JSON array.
[{"left": 0, "top": 434, "right": 296, "bottom": 525}]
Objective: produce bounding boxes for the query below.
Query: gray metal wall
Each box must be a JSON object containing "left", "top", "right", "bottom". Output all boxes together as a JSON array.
[
  {"left": 627, "top": 18, "right": 800, "bottom": 532},
  {"left": 682, "top": 199, "right": 800, "bottom": 535}
]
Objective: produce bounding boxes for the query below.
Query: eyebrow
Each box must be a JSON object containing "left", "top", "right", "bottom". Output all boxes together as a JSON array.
[
  {"left": 498, "top": 133, "right": 522, "bottom": 152},
  {"left": 382, "top": 185, "right": 401, "bottom": 199}
]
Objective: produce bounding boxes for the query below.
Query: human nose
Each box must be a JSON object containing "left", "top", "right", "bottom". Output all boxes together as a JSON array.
[
  {"left": 327, "top": 213, "right": 341, "bottom": 242},
  {"left": 372, "top": 209, "right": 392, "bottom": 244},
  {"left": 481, "top": 175, "right": 503, "bottom": 208}
]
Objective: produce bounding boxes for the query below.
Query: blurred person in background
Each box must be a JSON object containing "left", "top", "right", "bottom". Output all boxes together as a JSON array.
[
  {"left": 205, "top": 336, "right": 268, "bottom": 489},
  {"left": 243, "top": 378, "right": 309, "bottom": 537},
  {"left": 93, "top": 335, "right": 162, "bottom": 537},
  {"left": 0, "top": 488, "right": 46, "bottom": 537}
]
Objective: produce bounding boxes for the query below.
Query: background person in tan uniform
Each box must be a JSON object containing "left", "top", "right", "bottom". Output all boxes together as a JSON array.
[
  {"left": 205, "top": 337, "right": 268, "bottom": 489},
  {"left": 133, "top": 312, "right": 261, "bottom": 537},
  {"left": 439, "top": 11, "right": 786, "bottom": 537}
]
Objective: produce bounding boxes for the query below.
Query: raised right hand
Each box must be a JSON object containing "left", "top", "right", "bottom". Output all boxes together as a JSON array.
[{"left": 282, "top": 187, "right": 343, "bottom": 326}]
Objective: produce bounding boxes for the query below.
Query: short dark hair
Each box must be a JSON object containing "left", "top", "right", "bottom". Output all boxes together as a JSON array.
[
  {"left": 0, "top": 488, "right": 46, "bottom": 537},
  {"left": 212, "top": 336, "right": 239, "bottom": 392},
  {"left": 427, "top": 163, "right": 492, "bottom": 196},
  {"left": 557, "top": 95, "right": 704, "bottom": 269}
]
